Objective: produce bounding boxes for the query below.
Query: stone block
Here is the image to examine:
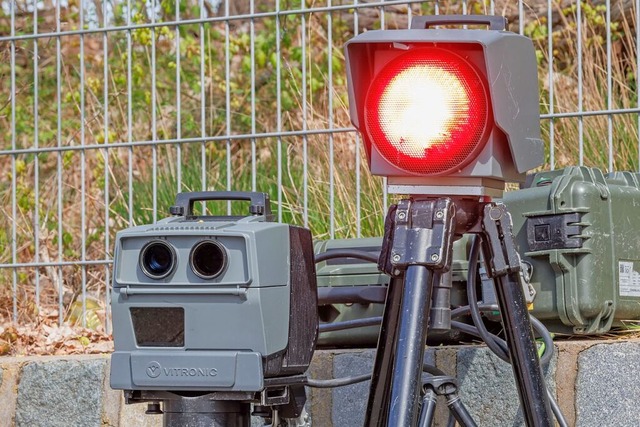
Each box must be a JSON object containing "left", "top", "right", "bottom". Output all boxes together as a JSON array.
[
  {"left": 0, "top": 360, "right": 20, "bottom": 427},
  {"left": 15, "top": 358, "right": 106, "bottom": 427},
  {"left": 576, "top": 342, "right": 640, "bottom": 426},
  {"left": 457, "top": 345, "right": 556, "bottom": 426},
  {"left": 332, "top": 348, "right": 436, "bottom": 426}
]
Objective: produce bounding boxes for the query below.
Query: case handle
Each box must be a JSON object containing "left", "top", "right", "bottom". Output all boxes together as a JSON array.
[
  {"left": 170, "top": 191, "right": 272, "bottom": 218},
  {"left": 410, "top": 15, "right": 508, "bottom": 31}
]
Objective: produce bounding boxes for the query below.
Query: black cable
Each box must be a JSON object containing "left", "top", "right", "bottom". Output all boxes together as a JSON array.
[
  {"left": 314, "top": 249, "right": 379, "bottom": 264},
  {"left": 319, "top": 316, "right": 383, "bottom": 333},
  {"left": 451, "top": 305, "right": 554, "bottom": 367},
  {"left": 451, "top": 320, "right": 508, "bottom": 362},
  {"left": 305, "top": 373, "right": 371, "bottom": 388},
  {"left": 305, "top": 363, "right": 445, "bottom": 389},
  {"left": 460, "top": 233, "right": 556, "bottom": 366},
  {"left": 549, "top": 390, "right": 569, "bottom": 427},
  {"left": 422, "top": 364, "right": 446, "bottom": 377},
  {"left": 466, "top": 235, "right": 506, "bottom": 357}
]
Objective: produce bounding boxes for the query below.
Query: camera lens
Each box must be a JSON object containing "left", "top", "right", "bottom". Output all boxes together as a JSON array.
[
  {"left": 190, "top": 240, "right": 227, "bottom": 280},
  {"left": 140, "top": 241, "right": 176, "bottom": 279}
]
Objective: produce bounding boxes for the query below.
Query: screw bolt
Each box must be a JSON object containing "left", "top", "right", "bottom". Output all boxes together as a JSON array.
[
  {"left": 397, "top": 211, "right": 407, "bottom": 220},
  {"left": 392, "top": 254, "right": 401, "bottom": 262},
  {"left": 431, "top": 253, "right": 439, "bottom": 262},
  {"left": 435, "top": 210, "right": 445, "bottom": 219}
]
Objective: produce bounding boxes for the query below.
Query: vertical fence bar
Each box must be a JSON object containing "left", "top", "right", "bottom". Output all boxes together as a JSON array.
[
  {"left": 328, "top": 2, "right": 336, "bottom": 236},
  {"left": 103, "top": 0, "right": 112, "bottom": 333},
  {"left": 606, "top": 0, "right": 613, "bottom": 172},
  {"left": 547, "top": 0, "right": 555, "bottom": 170},
  {"left": 519, "top": 0, "right": 524, "bottom": 35},
  {"left": 577, "top": 0, "right": 584, "bottom": 165},
  {"left": 200, "top": 0, "right": 207, "bottom": 199},
  {"left": 380, "top": 4, "right": 388, "bottom": 215},
  {"left": 176, "top": 0, "right": 182, "bottom": 192},
  {"left": 354, "top": 0, "right": 361, "bottom": 238},
  {"left": 637, "top": 0, "right": 640, "bottom": 172},
  {"left": 56, "top": 0, "right": 64, "bottom": 326},
  {"left": 152, "top": 1, "right": 158, "bottom": 222},
  {"left": 250, "top": 0, "right": 257, "bottom": 192},
  {"left": 10, "top": 0, "right": 17, "bottom": 322},
  {"left": 80, "top": 0, "right": 88, "bottom": 326},
  {"left": 33, "top": 0, "right": 41, "bottom": 310},
  {"left": 127, "top": 0, "right": 134, "bottom": 225},
  {"left": 302, "top": 3, "right": 309, "bottom": 228},
  {"left": 380, "top": 4, "right": 388, "bottom": 216},
  {"left": 276, "top": 1, "right": 283, "bottom": 223},
  {"left": 225, "top": 1, "right": 231, "bottom": 214}
]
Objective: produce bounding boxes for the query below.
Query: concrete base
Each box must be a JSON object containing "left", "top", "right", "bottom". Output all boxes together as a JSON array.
[{"left": 1, "top": 340, "right": 639, "bottom": 426}]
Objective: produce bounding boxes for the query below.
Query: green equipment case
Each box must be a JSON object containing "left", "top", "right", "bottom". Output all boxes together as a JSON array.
[
  {"left": 314, "top": 237, "right": 471, "bottom": 347},
  {"left": 504, "top": 166, "right": 640, "bottom": 334}
]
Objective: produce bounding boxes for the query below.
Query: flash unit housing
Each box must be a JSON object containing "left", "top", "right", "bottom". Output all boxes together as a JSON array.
[{"left": 345, "top": 16, "right": 543, "bottom": 196}]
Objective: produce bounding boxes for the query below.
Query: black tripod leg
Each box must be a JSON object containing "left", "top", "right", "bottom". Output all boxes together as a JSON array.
[
  {"left": 418, "top": 388, "right": 438, "bottom": 427},
  {"left": 479, "top": 203, "right": 553, "bottom": 426},
  {"left": 493, "top": 273, "right": 553, "bottom": 426},
  {"left": 445, "top": 394, "right": 477, "bottom": 427},
  {"left": 388, "top": 265, "right": 434, "bottom": 427},
  {"left": 364, "top": 277, "right": 404, "bottom": 427}
]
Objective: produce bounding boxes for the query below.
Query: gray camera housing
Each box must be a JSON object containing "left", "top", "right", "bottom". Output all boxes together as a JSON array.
[{"left": 110, "top": 192, "right": 318, "bottom": 393}]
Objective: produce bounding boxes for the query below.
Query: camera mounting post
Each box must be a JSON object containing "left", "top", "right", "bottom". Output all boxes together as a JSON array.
[{"left": 365, "top": 197, "right": 554, "bottom": 427}]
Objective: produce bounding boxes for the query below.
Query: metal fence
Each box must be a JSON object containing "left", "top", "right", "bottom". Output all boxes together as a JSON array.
[{"left": 0, "top": 0, "right": 638, "bottom": 330}]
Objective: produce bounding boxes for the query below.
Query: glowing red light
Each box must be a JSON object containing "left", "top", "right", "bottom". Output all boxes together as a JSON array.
[{"left": 364, "top": 48, "right": 490, "bottom": 175}]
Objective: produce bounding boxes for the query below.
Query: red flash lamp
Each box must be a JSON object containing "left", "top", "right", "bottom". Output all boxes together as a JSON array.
[{"left": 345, "top": 15, "right": 543, "bottom": 197}]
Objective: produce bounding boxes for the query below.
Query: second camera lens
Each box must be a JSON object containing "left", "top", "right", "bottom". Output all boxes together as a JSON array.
[{"left": 190, "top": 240, "right": 227, "bottom": 279}]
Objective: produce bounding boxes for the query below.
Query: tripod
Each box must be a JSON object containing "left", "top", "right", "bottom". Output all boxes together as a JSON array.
[{"left": 365, "top": 197, "right": 554, "bottom": 427}]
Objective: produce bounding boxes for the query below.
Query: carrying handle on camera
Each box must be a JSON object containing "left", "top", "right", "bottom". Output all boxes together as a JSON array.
[
  {"left": 410, "top": 15, "right": 508, "bottom": 31},
  {"left": 170, "top": 191, "right": 272, "bottom": 218}
]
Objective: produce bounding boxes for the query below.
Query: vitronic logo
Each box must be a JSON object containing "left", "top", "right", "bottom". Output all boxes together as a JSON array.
[
  {"left": 146, "top": 361, "right": 162, "bottom": 378},
  {"left": 163, "top": 367, "right": 218, "bottom": 377},
  {"left": 145, "top": 361, "right": 218, "bottom": 378}
]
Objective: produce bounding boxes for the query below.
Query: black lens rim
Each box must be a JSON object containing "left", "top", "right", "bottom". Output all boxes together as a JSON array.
[
  {"left": 139, "top": 240, "right": 177, "bottom": 280},
  {"left": 189, "top": 240, "right": 228, "bottom": 280}
]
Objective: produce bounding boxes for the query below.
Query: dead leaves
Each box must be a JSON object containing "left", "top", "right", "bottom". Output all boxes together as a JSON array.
[{"left": 0, "top": 308, "right": 113, "bottom": 356}]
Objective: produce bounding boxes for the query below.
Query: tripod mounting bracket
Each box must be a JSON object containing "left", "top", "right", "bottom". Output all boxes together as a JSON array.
[
  {"left": 379, "top": 198, "right": 456, "bottom": 275},
  {"left": 422, "top": 375, "right": 458, "bottom": 397},
  {"left": 480, "top": 203, "right": 523, "bottom": 278}
]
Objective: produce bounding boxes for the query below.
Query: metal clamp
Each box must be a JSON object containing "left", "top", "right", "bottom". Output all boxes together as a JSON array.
[
  {"left": 379, "top": 198, "right": 456, "bottom": 275},
  {"left": 480, "top": 203, "right": 522, "bottom": 277}
]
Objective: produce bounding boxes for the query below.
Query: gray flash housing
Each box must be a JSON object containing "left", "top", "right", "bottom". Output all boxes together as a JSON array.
[
  {"left": 344, "top": 15, "right": 543, "bottom": 196},
  {"left": 110, "top": 192, "right": 318, "bottom": 401}
]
